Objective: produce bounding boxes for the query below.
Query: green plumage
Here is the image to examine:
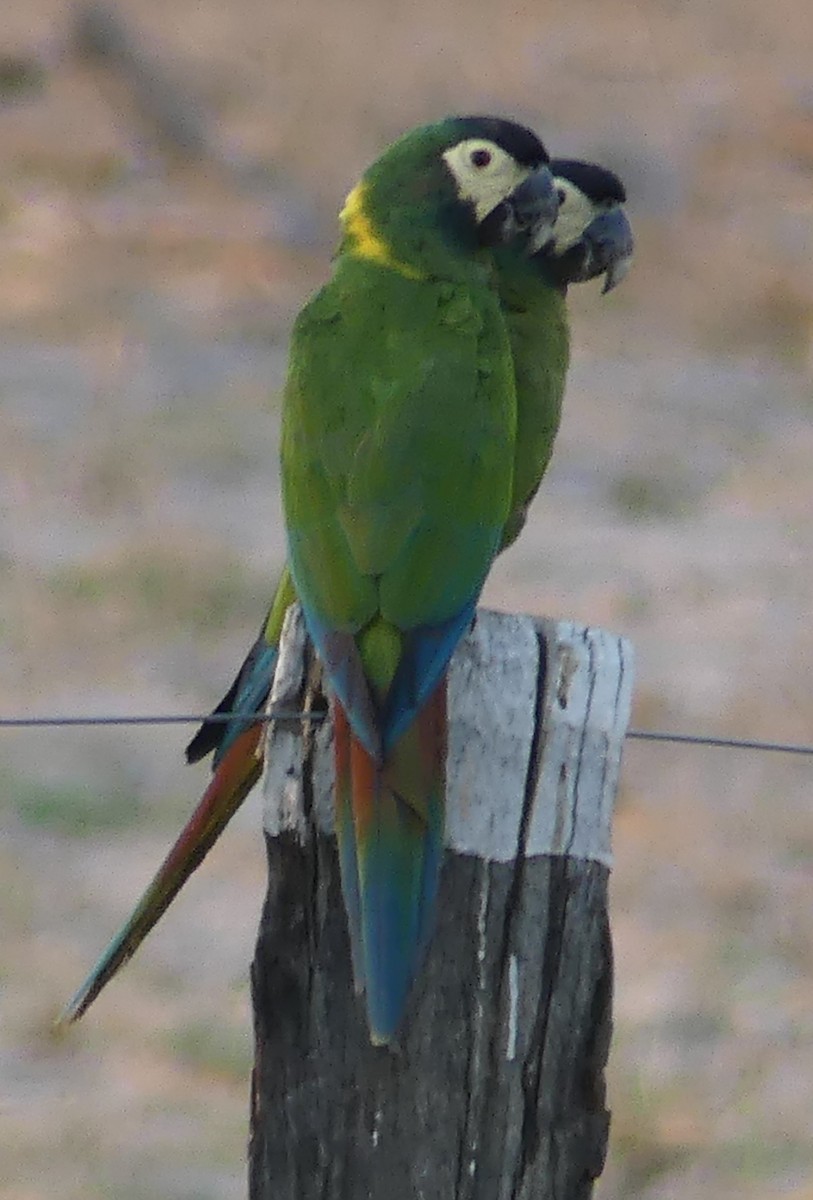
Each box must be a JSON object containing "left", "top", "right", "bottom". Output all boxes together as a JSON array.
[
  {"left": 63, "top": 119, "right": 611, "bottom": 1041},
  {"left": 495, "top": 246, "right": 570, "bottom": 551},
  {"left": 282, "top": 257, "right": 516, "bottom": 647},
  {"left": 281, "top": 117, "right": 559, "bottom": 1038}
]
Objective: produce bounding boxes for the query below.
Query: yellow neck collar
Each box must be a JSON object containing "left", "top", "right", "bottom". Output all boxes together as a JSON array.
[{"left": 339, "top": 183, "right": 424, "bottom": 281}]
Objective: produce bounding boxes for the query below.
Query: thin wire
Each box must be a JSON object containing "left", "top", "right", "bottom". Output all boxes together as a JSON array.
[
  {"left": 625, "top": 729, "right": 813, "bottom": 757},
  {"left": 0, "top": 709, "right": 323, "bottom": 729},
  {"left": 0, "top": 709, "right": 811, "bottom": 757}
]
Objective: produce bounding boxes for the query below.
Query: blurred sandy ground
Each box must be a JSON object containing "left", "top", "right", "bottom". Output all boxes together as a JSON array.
[{"left": 1, "top": 1, "right": 812, "bottom": 1197}]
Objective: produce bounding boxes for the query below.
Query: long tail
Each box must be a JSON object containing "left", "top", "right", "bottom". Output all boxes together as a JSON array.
[
  {"left": 334, "top": 681, "right": 447, "bottom": 1045},
  {"left": 59, "top": 569, "right": 297, "bottom": 1024},
  {"left": 58, "top": 724, "right": 264, "bottom": 1024}
]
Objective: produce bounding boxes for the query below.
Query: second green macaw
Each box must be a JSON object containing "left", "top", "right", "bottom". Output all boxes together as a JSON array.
[
  {"left": 498, "top": 156, "right": 632, "bottom": 550},
  {"left": 60, "top": 140, "right": 632, "bottom": 1041}
]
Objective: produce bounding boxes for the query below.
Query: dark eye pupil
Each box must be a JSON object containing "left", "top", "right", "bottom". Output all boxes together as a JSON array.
[
  {"left": 471, "top": 149, "right": 492, "bottom": 168},
  {"left": 556, "top": 188, "right": 567, "bottom": 206}
]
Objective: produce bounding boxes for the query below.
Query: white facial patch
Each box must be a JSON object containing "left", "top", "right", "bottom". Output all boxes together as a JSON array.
[
  {"left": 551, "top": 179, "right": 599, "bottom": 253},
  {"left": 442, "top": 139, "right": 530, "bottom": 223}
]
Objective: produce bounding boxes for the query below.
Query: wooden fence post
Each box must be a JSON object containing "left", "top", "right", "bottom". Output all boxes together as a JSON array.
[{"left": 250, "top": 606, "right": 633, "bottom": 1200}]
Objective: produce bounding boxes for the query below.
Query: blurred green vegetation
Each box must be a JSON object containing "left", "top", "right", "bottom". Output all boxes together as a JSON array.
[
  {"left": 49, "top": 546, "right": 262, "bottom": 634},
  {"left": 2, "top": 767, "right": 144, "bottom": 836},
  {"left": 169, "top": 1018, "right": 252, "bottom": 1082}
]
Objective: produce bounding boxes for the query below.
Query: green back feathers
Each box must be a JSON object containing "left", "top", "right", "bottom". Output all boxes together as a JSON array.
[{"left": 282, "top": 256, "right": 516, "bottom": 634}]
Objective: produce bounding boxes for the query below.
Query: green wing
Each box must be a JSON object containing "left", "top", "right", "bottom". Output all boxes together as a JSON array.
[{"left": 282, "top": 258, "right": 517, "bottom": 648}]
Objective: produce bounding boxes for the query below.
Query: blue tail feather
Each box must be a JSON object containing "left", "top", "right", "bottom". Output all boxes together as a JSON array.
[
  {"left": 298, "top": 600, "right": 382, "bottom": 760},
  {"left": 381, "top": 598, "right": 476, "bottom": 751},
  {"left": 212, "top": 644, "right": 278, "bottom": 765}
]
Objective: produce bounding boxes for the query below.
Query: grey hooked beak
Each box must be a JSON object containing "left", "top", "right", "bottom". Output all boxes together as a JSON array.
[
  {"left": 510, "top": 165, "right": 560, "bottom": 251},
  {"left": 579, "top": 205, "right": 635, "bottom": 294}
]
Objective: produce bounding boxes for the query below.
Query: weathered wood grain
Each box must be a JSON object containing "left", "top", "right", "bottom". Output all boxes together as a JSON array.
[{"left": 250, "top": 607, "right": 633, "bottom": 1200}]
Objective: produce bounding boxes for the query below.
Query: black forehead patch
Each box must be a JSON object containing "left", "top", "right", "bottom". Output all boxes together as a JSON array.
[
  {"left": 452, "top": 116, "right": 549, "bottom": 167},
  {"left": 550, "top": 159, "right": 626, "bottom": 203}
]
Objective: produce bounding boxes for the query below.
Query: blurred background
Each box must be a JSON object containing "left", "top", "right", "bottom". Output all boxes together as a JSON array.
[{"left": 1, "top": 1, "right": 812, "bottom": 1197}]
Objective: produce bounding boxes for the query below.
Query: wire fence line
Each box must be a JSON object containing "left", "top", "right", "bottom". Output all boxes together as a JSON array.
[
  {"left": 624, "top": 729, "right": 813, "bottom": 757},
  {"left": 0, "top": 709, "right": 811, "bottom": 757},
  {"left": 0, "top": 710, "right": 319, "bottom": 729}
]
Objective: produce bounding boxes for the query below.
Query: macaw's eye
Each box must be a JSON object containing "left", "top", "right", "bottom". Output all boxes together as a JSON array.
[
  {"left": 470, "top": 148, "right": 492, "bottom": 168},
  {"left": 556, "top": 188, "right": 567, "bottom": 206}
]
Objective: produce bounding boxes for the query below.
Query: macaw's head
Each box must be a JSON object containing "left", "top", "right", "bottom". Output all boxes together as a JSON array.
[
  {"left": 541, "top": 159, "right": 634, "bottom": 294},
  {"left": 340, "top": 116, "right": 558, "bottom": 280}
]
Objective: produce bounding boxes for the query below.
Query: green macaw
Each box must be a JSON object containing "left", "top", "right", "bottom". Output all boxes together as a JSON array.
[
  {"left": 498, "top": 157, "right": 632, "bottom": 550},
  {"left": 60, "top": 142, "right": 631, "bottom": 1041}
]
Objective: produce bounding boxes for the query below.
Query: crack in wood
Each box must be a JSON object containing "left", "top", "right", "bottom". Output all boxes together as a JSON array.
[{"left": 565, "top": 631, "right": 597, "bottom": 859}]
